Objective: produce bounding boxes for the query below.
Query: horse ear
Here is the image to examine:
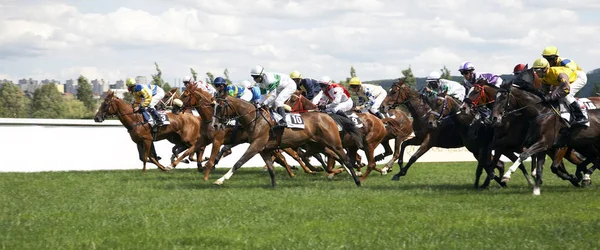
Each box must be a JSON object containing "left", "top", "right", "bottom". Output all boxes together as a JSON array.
[{"left": 107, "top": 90, "right": 114, "bottom": 97}]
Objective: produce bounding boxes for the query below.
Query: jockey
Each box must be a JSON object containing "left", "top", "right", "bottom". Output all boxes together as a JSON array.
[
  {"left": 458, "top": 61, "right": 503, "bottom": 96},
  {"left": 347, "top": 77, "right": 386, "bottom": 119},
  {"left": 290, "top": 71, "right": 322, "bottom": 105},
  {"left": 317, "top": 76, "right": 353, "bottom": 118},
  {"left": 126, "top": 77, "right": 166, "bottom": 126},
  {"left": 424, "top": 71, "right": 465, "bottom": 102},
  {"left": 213, "top": 76, "right": 254, "bottom": 102},
  {"left": 532, "top": 57, "right": 587, "bottom": 125},
  {"left": 250, "top": 65, "right": 297, "bottom": 128},
  {"left": 182, "top": 76, "right": 196, "bottom": 90},
  {"left": 183, "top": 75, "right": 217, "bottom": 96},
  {"left": 513, "top": 64, "right": 528, "bottom": 75},
  {"left": 542, "top": 46, "right": 588, "bottom": 100}
]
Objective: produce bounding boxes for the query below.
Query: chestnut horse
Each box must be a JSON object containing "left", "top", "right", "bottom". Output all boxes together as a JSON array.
[
  {"left": 212, "top": 94, "right": 362, "bottom": 187},
  {"left": 285, "top": 91, "right": 391, "bottom": 180},
  {"left": 176, "top": 86, "right": 318, "bottom": 181},
  {"left": 94, "top": 90, "right": 201, "bottom": 172},
  {"left": 492, "top": 68, "right": 600, "bottom": 195}
]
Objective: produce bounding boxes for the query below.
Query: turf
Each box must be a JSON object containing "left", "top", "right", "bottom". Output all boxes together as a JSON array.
[{"left": 1, "top": 162, "right": 599, "bottom": 249}]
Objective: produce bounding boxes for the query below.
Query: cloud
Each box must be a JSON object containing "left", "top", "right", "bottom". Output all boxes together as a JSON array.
[{"left": 0, "top": 0, "right": 599, "bottom": 83}]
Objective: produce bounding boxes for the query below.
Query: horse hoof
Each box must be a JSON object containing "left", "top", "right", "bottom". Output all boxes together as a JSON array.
[
  {"left": 532, "top": 187, "right": 541, "bottom": 196},
  {"left": 356, "top": 172, "right": 363, "bottom": 177},
  {"left": 213, "top": 180, "right": 224, "bottom": 185},
  {"left": 182, "top": 159, "right": 190, "bottom": 164},
  {"left": 391, "top": 175, "right": 400, "bottom": 181},
  {"left": 327, "top": 173, "right": 335, "bottom": 180},
  {"left": 502, "top": 177, "right": 511, "bottom": 183}
]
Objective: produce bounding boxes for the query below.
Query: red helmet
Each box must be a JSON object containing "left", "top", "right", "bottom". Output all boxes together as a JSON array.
[{"left": 513, "top": 64, "right": 528, "bottom": 75}]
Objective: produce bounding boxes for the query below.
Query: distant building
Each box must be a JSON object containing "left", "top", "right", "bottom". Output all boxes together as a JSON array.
[
  {"left": 135, "top": 76, "right": 148, "bottom": 85},
  {"left": 110, "top": 89, "right": 129, "bottom": 99},
  {"left": 114, "top": 79, "right": 125, "bottom": 89},
  {"left": 65, "top": 79, "right": 78, "bottom": 95},
  {"left": 41, "top": 79, "right": 60, "bottom": 85},
  {"left": 91, "top": 79, "right": 109, "bottom": 96},
  {"left": 17, "top": 78, "right": 40, "bottom": 94}
]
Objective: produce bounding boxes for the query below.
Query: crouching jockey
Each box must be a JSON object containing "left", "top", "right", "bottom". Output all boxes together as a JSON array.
[
  {"left": 126, "top": 77, "right": 166, "bottom": 126},
  {"left": 541, "top": 46, "right": 588, "bottom": 101},
  {"left": 290, "top": 70, "right": 322, "bottom": 105},
  {"left": 458, "top": 61, "right": 503, "bottom": 96},
  {"left": 250, "top": 65, "right": 297, "bottom": 128},
  {"left": 424, "top": 71, "right": 465, "bottom": 102},
  {"left": 317, "top": 76, "right": 353, "bottom": 118},
  {"left": 213, "top": 77, "right": 255, "bottom": 102},
  {"left": 347, "top": 77, "right": 386, "bottom": 119},
  {"left": 532, "top": 57, "right": 588, "bottom": 125}
]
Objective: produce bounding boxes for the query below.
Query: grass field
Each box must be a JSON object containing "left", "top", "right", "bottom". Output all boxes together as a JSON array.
[{"left": 2, "top": 162, "right": 600, "bottom": 249}]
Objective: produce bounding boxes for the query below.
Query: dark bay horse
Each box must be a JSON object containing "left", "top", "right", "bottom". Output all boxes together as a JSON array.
[
  {"left": 177, "top": 87, "right": 317, "bottom": 181},
  {"left": 285, "top": 92, "right": 388, "bottom": 181},
  {"left": 374, "top": 109, "right": 414, "bottom": 175},
  {"left": 463, "top": 83, "right": 596, "bottom": 187},
  {"left": 381, "top": 79, "right": 466, "bottom": 181},
  {"left": 492, "top": 68, "right": 600, "bottom": 195},
  {"left": 212, "top": 94, "right": 362, "bottom": 187},
  {"left": 94, "top": 90, "right": 201, "bottom": 172}
]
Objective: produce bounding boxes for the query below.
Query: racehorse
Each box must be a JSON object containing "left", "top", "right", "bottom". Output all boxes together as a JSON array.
[
  {"left": 94, "top": 90, "right": 201, "bottom": 172},
  {"left": 463, "top": 83, "right": 596, "bottom": 187},
  {"left": 212, "top": 93, "right": 363, "bottom": 187},
  {"left": 373, "top": 109, "right": 413, "bottom": 175},
  {"left": 492, "top": 68, "right": 600, "bottom": 195},
  {"left": 381, "top": 78, "right": 467, "bottom": 181},
  {"left": 285, "top": 91, "right": 388, "bottom": 181},
  {"left": 176, "top": 87, "right": 318, "bottom": 181}
]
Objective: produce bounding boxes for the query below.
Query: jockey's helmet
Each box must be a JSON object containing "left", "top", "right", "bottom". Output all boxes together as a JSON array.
[
  {"left": 213, "top": 77, "right": 227, "bottom": 86},
  {"left": 250, "top": 65, "right": 264, "bottom": 77},
  {"left": 290, "top": 71, "right": 302, "bottom": 79},
  {"left": 458, "top": 61, "right": 475, "bottom": 74},
  {"left": 513, "top": 64, "right": 528, "bottom": 75},
  {"left": 240, "top": 80, "right": 252, "bottom": 88},
  {"left": 532, "top": 58, "right": 549, "bottom": 69},
  {"left": 318, "top": 76, "right": 332, "bottom": 88},
  {"left": 542, "top": 46, "right": 559, "bottom": 57},
  {"left": 183, "top": 76, "right": 193, "bottom": 84},
  {"left": 125, "top": 78, "right": 136, "bottom": 87},
  {"left": 426, "top": 71, "right": 441, "bottom": 82},
  {"left": 348, "top": 77, "right": 361, "bottom": 86}
]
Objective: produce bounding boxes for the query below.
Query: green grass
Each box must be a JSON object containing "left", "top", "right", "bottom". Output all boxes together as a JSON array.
[{"left": 1, "top": 162, "right": 600, "bottom": 250}]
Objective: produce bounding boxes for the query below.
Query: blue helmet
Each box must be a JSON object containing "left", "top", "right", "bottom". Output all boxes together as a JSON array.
[{"left": 213, "top": 77, "right": 227, "bottom": 86}]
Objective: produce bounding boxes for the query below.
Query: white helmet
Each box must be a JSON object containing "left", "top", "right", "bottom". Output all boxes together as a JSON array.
[
  {"left": 250, "top": 65, "right": 264, "bottom": 76},
  {"left": 426, "top": 71, "right": 441, "bottom": 81},
  {"left": 240, "top": 80, "right": 252, "bottom": 88},
  {"left": 318, "top": 76, "right": 332, "bottom": 84},
  {"left": 183, "top": 76, "right": 192, "bottom": 82}
]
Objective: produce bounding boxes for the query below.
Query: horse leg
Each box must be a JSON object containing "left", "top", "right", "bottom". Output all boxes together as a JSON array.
[
  {"left": 150, "top": 143, "right": 161, "bottom": 161},
  {"left": 143, "top": 140, "right": 169, "bottom": 172},
  {"left": 282, "top": 148, "right": 315, "bottom": 174},
  {"left": 259, "top": 151, "right": 277, "bottom": 187},
  {"left": 382, "top": 137, "right": 402, "bottom": 175},
  {"left": 359, "top": 143, "right": 378, "bottom": 182},
  {"left": 272, "top": 150, "right": 296, "bottom": 178},
  {"left": 374, "top": 138, "right": 392, "bottom": 162},
  {"left": 202, "top": 134, "right": 228, "bottom": 181},
  {"left": 214, "top": 143, "right": 263, "bottom": 185},
  {"left": 548, "top": 148, "right": 580, "bottom": 187},
  {"left": 392, "top": 135, "right": 432, "bottom": 181},
  {"left": 215, "top": 145, "right": 233, "bottom": 165},
  {"left": 533, "top": 153, "right": 546, "bottom": 196},
  {"left": 323, "top": 144, "right": 361, "bottom": 186},
  {"left": 502, "top": 140, "right": 550, "bottom": 183},
  {"left": 501, "top": 151, "right": 533, "bottom": 186}
]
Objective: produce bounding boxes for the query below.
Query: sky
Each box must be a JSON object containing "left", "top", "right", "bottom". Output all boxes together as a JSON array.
[{"left": 1, "top": 0, "right": 600, "bottom": 86}]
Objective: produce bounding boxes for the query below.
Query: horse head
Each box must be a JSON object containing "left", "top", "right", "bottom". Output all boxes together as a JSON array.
[
  {"left": 286, "top": 91, "right": 317, "bottom": 112},
  {"left": 491, "top": 81, "right": 515, "bottom": 127},
  {"left": 382, "top": 78, "right": 413, "bottom": 112},
  {"left": 427, "top": 95, "right": 460, "bottom": 129},
  {"left": 461, "top": 84, "right": 496, "bottom": 115},
  {"left": 513, "top": 67, "right": 541, "bottom": 91},
  {"left": 94, "top": 90, "right": 118, "bottom": 122}
]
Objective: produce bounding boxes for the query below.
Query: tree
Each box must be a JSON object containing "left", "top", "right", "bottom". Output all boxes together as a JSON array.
[
  {"left": 224, "top": 68, "right": 232, "bottom": 84},
  {"left": 401, "top": 66, "right": 416, "bottom": 89},
  {"left": 76, "top": 75, "right": 95, "bottom": 112},
  {"left": 31, "top": 83, "right": 66, "bottom": 118},
  {"left": 151, "top": 62, "right": 165, "bottom": 88},
  {"left": 0, "top": 82, "right": 28, "bottom": 118},
  {"left": 123, "top": 92, "right": 135, "bottom": 104},
  {"left": 350, "top": 66, "right": 357, "bottom": 78},
  {"left": 162, "top": 82, "right": 172, "bottom": 91},
  {"left": 63, "top": 94, "right": 90, "bottom": 119},
  {"left": 190, "top": 68, "right": 198, "bottom": 81},
  {"left": 440, "top": 66, "right": 452, "bottom": 80},
  {"left": 206, "top": 72, "right": 215, "bottom": 84}
]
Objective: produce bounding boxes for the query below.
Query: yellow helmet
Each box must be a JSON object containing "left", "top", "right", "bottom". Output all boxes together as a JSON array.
[
  {"left": 125, "top": 77, "right": 136, "bottom": 87},
  {"left": 349, "top": 77, "right": 361, "bottom": 86},
  {"left": 542, "top": 46, "right": 559, "bottom": 57},
  {"left": 289, "top": 71, "right": 302, "bottom": 79},
  {"left": 532, "top": 58, "right": 550, "bottom": 69}
]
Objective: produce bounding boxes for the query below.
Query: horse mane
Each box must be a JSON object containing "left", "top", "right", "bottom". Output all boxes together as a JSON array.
[{"left": 510, "top": 67, "right": 540, "bottom": 93}]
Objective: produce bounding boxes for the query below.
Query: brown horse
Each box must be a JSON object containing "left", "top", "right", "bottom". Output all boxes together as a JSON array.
[
  {"left": 285, "top": 91, "right": 390, "bottom": 180},
  {"left": 492, "top": 68, "right": 600, "bottom": 195},
  {"left": 94, "top": 90, "right": 201, "bottom": 172},
  {"left": 373, "top": 109, "right": 413, "bottom": 174},
  {"left": 176, "top": 86, "right": 317, "bottom": 181},
  {"left": 212, "top": 94, "right": 362, "bottom": 186}
]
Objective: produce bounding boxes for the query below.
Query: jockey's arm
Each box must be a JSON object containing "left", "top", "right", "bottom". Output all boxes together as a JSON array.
[
  {"left": 325, "top": 90, "right": 343, "bottom": 109},
  {"left": 548, "top": 73, "right": 570, "bottom": 101},
  {"left": 139, "top": 88, "right": 152, "bottom": 107}
]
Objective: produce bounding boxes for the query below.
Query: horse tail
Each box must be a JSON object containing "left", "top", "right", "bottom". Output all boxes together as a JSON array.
[
  {"left": 383, "top": 118, "right": 404, "bottom": 136},
  {"left": 330, "top": 114, "right": 364, "bottom": 148}
]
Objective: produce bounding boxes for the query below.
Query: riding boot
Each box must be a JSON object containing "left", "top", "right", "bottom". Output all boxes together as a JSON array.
[
  {"left": 150, "top": 108, "right": 164, "bottom": 126},
  {"left": 569, "top": 102, "right": 588, "bottom": 125},
  {"left": 335, "top": 110, "right": 349, "bottom": 119},
  {"left": 275, "top": 107, "right": 287, "bottom": 128},
  {"left": 374, "top": 111, "right": 385, "bottom": 119}
]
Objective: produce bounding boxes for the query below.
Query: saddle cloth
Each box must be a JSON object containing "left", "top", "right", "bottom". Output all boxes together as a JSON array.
[
  {"left": 336, "top": 112, "right": 364, "bottom": 131},
  {"left": 559, "top": 98, "right": 593, "bottom": 127},
  {"left": 144, "top": 110, "right": 170, "bottom": 127},
  {"left": 272, "top": 112, "right": 305, "bottom": 129}
]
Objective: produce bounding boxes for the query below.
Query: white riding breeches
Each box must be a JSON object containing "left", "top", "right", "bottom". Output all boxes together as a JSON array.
[
  {"left": 311, "top": 91, "right": 323, "bottom": 105},
  {"left": 567, "top": 70, "right": 587, "bottom": 100},
  {"left": 149, "top": 87, "right": 165, "bottom": 108},
  {"left": 369, "top": 93, "right": 387, "bottom": 113},
  {"left": 239, "top": 89, "right": 253, "bottom": 102},
  {"left": 264, "top": 83, "right": 297, "bottom": 108},
  {"left": 325, "top": 98, "right": 353, "bottom": 113}
]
